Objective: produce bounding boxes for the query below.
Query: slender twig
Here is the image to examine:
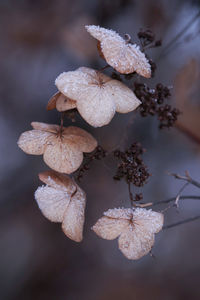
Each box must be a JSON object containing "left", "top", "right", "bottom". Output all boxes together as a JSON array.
[
  {"left": 152, "top": 195, "right": 200, "bottom": 206},
  {"left": 169, "top": 171, "right": 200, "bottom": 189},
  {"left": 163, "top": 215, "right": 200, "bottom": 230},
  {"left": 174, "top": 182, "right": 189, "bottom": 207}
]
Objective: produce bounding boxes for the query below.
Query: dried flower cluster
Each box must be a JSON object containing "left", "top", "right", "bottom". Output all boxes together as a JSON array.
[
  {"left": 134, "top": 82, "right": 180, "bottom": 129},
  {"left": 113, "top": 143, "right": 150, "bottom": 187},
  {"left": 35, "top": 171, "right": 86, "bottom": 242},
  {"left": 17, "top": 25, "right": 167, "bottom": 259},
  {"left": 93, "top": 207, "right": 163, "bottom": 260}
]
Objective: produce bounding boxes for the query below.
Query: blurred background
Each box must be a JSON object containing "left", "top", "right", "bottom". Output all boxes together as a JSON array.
[{"left": 1, "top": 0, "right": 200, "bottom": 299}]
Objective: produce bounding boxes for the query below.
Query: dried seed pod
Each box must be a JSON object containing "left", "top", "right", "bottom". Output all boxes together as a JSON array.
[
  {"left": 55, "top": 67, "right": 141, "bottom": 127},
  {"left": 35, "top": 170, "right": 86, "bottom": 242},
  {"left": 85, "top": 25, "right": 151, "bottom": 78},
  {"left": 92, "top": 207, "right": 163, "bottom": 260},
  {"left": 17, "top": 122, "right": 97, "bottom": 174}
]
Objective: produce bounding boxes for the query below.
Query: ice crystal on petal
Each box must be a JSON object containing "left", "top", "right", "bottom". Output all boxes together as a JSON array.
[
  {"left": 17, "top": 122, "right": 97, "bottom": 174},
  {"left": 35, "top": 170, "right": 86, "bottom": 242},
  {"left": 85, "top": 25, "right": 151, "bottom": 77},
  {"left": 92, "top": 207, "right": 164, "bottom": 260},
  {"left": 55, "top": 67, "right": 141, "bottom": 127}
]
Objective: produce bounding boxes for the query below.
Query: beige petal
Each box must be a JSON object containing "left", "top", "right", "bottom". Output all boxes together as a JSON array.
[
  {"left": 35, "top": 186, "right": 71, "bottom": 222},
  {"left": 62, "top": 185, "right": 86, "bottom": 242},
  {"left": 31, "top": 122, "right": 59, "bottom": 133},
  {"left": 118, "top": 224, "right": 155, "bottom": 260},
  {"left": 132, "top": 208, "right": 164, "bottom": 234},
  {"left": 86, "top": 25, "right": 151, "bottom": 77},
  {"left": 92, "top": 216, "right": 129, "bottom": 240},
  {"left": 56, "top": 95, "right": 77, "bottom": 112},
  {"left": 105, "top": 79, "right": 141, "bottom": 113},
  {"left": 76, "top": 88, "right": 115, "bottom": 127},
  {"left": 38, "top": 170, "right": 76, "bottom": 194},
  {"left": 43, "top": 138, "right": 83, "bottom": 174},
  {"left": 17, "top": 130, "right": 51, "bottom": 155},
  {"left": 104, "top": 207, "right": 133, "bottom": 220},
  {"left": 46, "top": 91, "right": 61, "bottom": 111},
  {"left": 63, "top": 126, "right": 97, "bottom": 152}
]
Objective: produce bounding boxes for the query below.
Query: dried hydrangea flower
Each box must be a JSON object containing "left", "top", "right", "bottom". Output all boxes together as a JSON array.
[
  {"left": 35, "top": 170, "right": 86, "bottom": 242},
  {"left": 85, "top": 25, "right": 151, "bottom": 78},
  {"left": 17, "top": 122, "right": 97, "bottom": 174},
  {"left": 55, "top": 67, "right": 141, "bottom": 127},
  {"left": 92, "top": 207, "right": 164, "bottom": 260}
]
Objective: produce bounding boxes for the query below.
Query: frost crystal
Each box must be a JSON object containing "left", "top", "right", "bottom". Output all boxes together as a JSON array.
[
  {"left": 35, "top": 170, "right": 86, "bottom": 242},
  {"left": 55, "top": 67, "right": 141, "bottom": 127},
  {"left": 17, "top": 122, "right": 97, "bottom": 174},
  {"left": 85, "top": 25, "right": 151, "bottom": 78},
  {"left": 92, "top": 207, "right": 164, "bottom": 260}
]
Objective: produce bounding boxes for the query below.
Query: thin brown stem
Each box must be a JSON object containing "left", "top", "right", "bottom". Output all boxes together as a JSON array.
[{"left": 169, "top": 171, "right": 200, "bottom": 189}]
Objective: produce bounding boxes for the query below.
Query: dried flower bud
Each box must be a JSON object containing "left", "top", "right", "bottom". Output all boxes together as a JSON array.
[
  {"left": 85, "top": 25, "right": 151, "bottom": 78},
  {"left": 35, "top": 170, "right": 86, "bottom": 242},
  {"left": 92, "top": 207, "right": 164, "bottom": 260},
  {"left": 17, "top": 122, "right": 97, "bottom": 174},
  {"left": 55, "top": 67, "right": 141, "bottom": 127}
]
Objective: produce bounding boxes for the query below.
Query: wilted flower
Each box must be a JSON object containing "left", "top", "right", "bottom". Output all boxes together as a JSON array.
[
  {"left": 85, "top": 25, "right": 151, "bottom": 78},
  {"left": 92, "top": 207, "right": 164, "bottom": 260},
  {"left": 55, "top": 67, "right": 141, "bottom": 127},
  {"left": 17, "top": 122, "right": 97, "bottom": 174},
  {"left": 35, "top": 170, "right": 86, "bottom": 242}
]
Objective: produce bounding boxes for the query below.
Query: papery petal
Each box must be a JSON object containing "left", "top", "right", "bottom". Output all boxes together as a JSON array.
[
  {"left": 104, "top": 207, "right": 133, "bottom": 220},
  {"left": 118, "top": 224, "right": 155, "bottom": 260},
  {"left": 35, "top": 186, "right": 71, "bottom": 222},
  {"left": 31, "top": 122, "right": 59, "bottom": 133},
  {"left": 62, "top": 186, "right": 86, "bottom": 242},
  {"left": 92, "top": 216, "right": 129, "bottom": 240},
  {"left": 38, "top": 170, "right": 76, "bottom": 194},
  {"left": 56, "top": 94, "right": 77, "bottom": 112},
  {"left": 63, "top": 126, "right": 97, "bottom": 152},
  {"left": 133, "top": 208, "right": 164, "bottom": 234},
  {"left": 47, "top": 91, "right": 61, "bottom": 111},
  {"left": 105, "top": 79, "right": 141, "bottom": 113},
  {"left": 17, "top": 130, "right": 51, "bottom": 155},
  {"left": 76, "top": 88, "right": 115, "bottom": 127},
  {"left": 43, "top": 138, "right": 83, "bottom": 174}
]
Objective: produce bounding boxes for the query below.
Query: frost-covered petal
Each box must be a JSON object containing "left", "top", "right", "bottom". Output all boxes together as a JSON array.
[
  {"left": 17, "top": 130, "right": 51, "bottom": 155},
  {"left": 103, "top": 207, "right": 133, "bottom": 220},
  {"left": 35, "top": 186, "right": 71, "bottom": 222},
  {"left": 118, "top": 224, "right": 155, "bottom": 260},
  {"left": 43, "top": 138, "right": 83, "bottom": 174},
  {"left": 62, "top": 186, "right": 86, "bottom": 242},
  {"left": 92, "top": 216, "right": 129, "bottom": 240},
  {"left": 63, "top": 126, "right": 97, "bottom": 152},
  {"left": 86, "top": 25, "right": 151, "bottom": 77},
  {"left": 38, "top": 170, "right": 76, "bottom": 194},
  {"left": 133, "top": 208, "right": 164, "bottom": 234},
  {"left": 105, "top": 79, "right": 141, "bottom": 113},
  {"left": 31, "top": 122, "right": 59, "bottom": 133}
]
